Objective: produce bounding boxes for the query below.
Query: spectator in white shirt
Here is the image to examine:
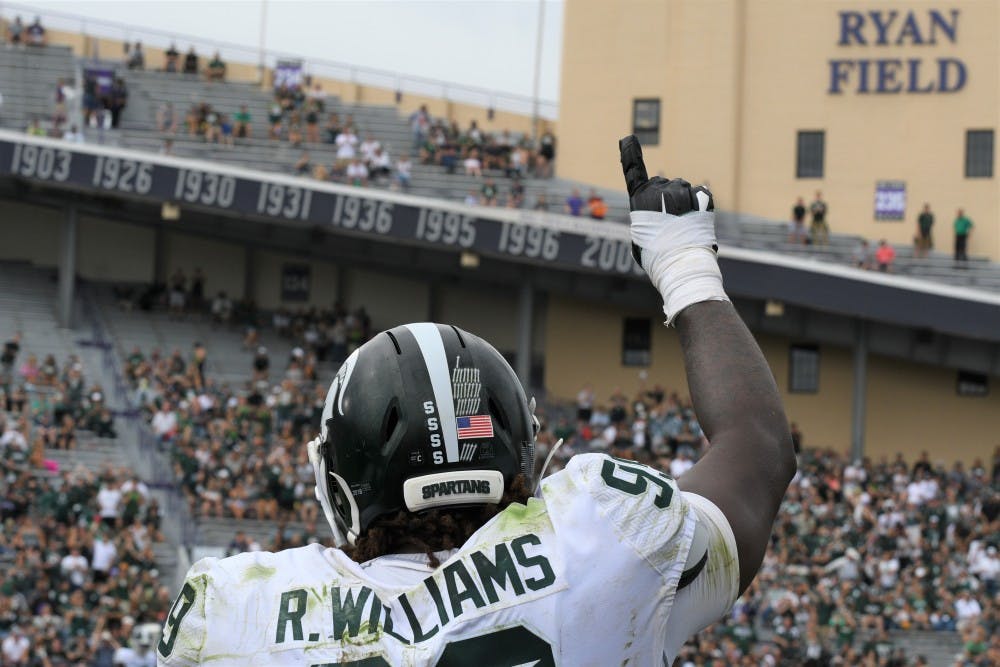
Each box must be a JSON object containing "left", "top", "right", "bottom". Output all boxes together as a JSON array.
[
  {"left": 60, "top": 547, "right": 89, "bottom": 587},
  {"left": 121, "top": 475, "right": 149, "bottom": 500},
  {"left": 345, "top": 159, "right": 368, "bottom": 187},
  {"left": 0, "top": 423, "right": 28, "bottom": 451},
  {"left": 62, "top": 124, "right": 84, "bottom": 143},
  {"left": 463, "top": 150, "right": 482, "bottom": 178},
  {"left": 369, "top": 147, "right": 392, "bottom": 182},
  {"left": 670, "top": 450, "right": 694, "bottom": 478},
  {"left": 91, "top": 531, "right": 117, "bottom": 583},
  {"left": 151, "top": 401, "right": 177, "bottom": 440},
  {"left": 970, "top": 545, "right": 999, "bottom": 593},
  {"left": 954, "top": 589, "right": 982, "bottom": 631},
  {"left": 876, "top": 551, "right": 900, "bottom": 589},
  {"left": 114, "top": 641, "right": 157, "bottom": 667},
  {"left": 394, "top": 154, "right": 412, "bottom": 191},
  {"left": 97, "top": 480, "right": 122, "bottom": 527},
  {"left": 2, "top": 626, "right": 29, "bottom": 665},
  {"left": 359, "top": 133, "right": 381, "bottom": 163},
  {"left": 335, "top": 126, "right": 358, "bottom": 161}
]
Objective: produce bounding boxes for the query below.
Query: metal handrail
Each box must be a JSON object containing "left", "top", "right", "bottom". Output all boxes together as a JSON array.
[
  {"left": 0, "top": 1, "right": 559, "bottom": 119},
  {"left": 79, "top": 283, "right": 200, "bottom": 549}
]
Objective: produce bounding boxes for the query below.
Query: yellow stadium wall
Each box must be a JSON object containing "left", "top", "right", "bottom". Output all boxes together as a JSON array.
[
  {"left": 560, "top": 0, "right": 1000, "bottom": 260},
  {"left": 0, "top": 201, "right": 154, "bottom": 283},
  {"left": 344, "top": 268, "right": 430, "bottom": 331},
  {"left": 544, "top": 293, "right": 994, "bottom": 465},
  {"left": 161, "top": 231, "right": 245, "bottom": 300}
]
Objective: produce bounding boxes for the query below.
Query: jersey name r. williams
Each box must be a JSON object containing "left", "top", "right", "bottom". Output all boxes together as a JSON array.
[{"left": 273, "top": 533, "right": 555, "bottom": 646}]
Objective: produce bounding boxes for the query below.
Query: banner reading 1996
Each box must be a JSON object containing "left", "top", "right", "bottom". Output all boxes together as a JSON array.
[{"left": 0, "top": 134, "right": 642, "bottom": 279}]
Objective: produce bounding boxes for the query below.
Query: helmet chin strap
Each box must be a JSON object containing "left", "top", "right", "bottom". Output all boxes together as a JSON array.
[
  {"left": 307, "top": 436, "right": 349, "bottom": 547},
  {"left": 533, "top": 438, "right": 565, "bottom": 496}
]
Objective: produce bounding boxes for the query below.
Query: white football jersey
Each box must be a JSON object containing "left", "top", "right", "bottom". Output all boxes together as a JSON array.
[{"left": 157, "top": 453, "right": 739, "bottom": 666}]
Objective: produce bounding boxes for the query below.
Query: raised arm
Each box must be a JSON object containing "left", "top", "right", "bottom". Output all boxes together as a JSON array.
[
  {"left": 619, "top": 135, "right": 796, "bottom": 593},
  {"left": 674, "top": 301, "right": 794, "bottom": 591}
]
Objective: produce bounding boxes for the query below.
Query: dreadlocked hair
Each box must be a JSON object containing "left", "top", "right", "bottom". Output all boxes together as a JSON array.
[{"left": 343, "top": 474, "right": 533, "bottom": 567}]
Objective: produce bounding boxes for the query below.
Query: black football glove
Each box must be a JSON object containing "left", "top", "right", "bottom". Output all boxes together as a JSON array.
[{"left": 619, "top": 135, "right": 728, "bottom": 324}]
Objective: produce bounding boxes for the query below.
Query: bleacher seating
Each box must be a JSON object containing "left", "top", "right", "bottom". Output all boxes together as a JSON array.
[
  {"left": 0, "top": 44, "right": 75, "bottom": 131},
  {"left": 0, "top": 262, "right": 185, "bottom": 585},
  {"left": 3, "top": 46, "right": 999, "bottom": 292},
  {"left": 0, "top": 263, "right": 77, "bottom": 358},
  {"left": 92, "top": 284, "right": 328, "bottom": 388},
  {"left": 113, "top": 69, "right": 622, "bottom": 213}
]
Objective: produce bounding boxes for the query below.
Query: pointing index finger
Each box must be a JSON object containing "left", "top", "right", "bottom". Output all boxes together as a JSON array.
[{"left": 619, "top": 134, "right": 650, "bottom": 197}]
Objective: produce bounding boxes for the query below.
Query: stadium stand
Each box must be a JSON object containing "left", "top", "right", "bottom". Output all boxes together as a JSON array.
[
  {"left": 0, "top": 264, "right": 174, "bottom": 664},
  {"left": 1, "top": 22, "right": 998, "bottom": 666},
  {"left": 3, "top": 44, "right": 999, "bottom": 294}
]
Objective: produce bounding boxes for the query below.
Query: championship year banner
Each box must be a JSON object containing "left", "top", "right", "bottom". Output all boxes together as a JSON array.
[
  {"left": 281, "top": 264, "right": 311, "bottom": 302},
  {"left": 0, "top": 134, "right": 642, "bottom": 279},
  {"left": 874, "top": 180, "right": 906, "bottom": 221}
]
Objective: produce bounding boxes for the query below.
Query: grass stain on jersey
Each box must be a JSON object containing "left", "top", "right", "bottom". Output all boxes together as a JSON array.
[
  {"left": 242, "top": 563, "right": 277, "bottom": 583},
  {"left": 491, "top": 497, "right": 551, "bottom": 538}
]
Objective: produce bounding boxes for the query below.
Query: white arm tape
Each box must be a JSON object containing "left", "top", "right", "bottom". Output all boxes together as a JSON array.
[{"left": 648, "top": 247, "right": 730, "bottom": 325}]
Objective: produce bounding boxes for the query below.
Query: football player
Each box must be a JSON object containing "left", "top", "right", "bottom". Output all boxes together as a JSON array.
[{"left": 157, "top": 136, "right": 796, "bottom": 666}]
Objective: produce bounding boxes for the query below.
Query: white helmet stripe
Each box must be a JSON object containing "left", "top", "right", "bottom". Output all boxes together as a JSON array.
[{"left": 403, "top": 323, "right": 459, "bottom": 464}]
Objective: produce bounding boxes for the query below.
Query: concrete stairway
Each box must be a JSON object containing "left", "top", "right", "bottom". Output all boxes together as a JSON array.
[{"left": 886, "top": 629, "right": 963, "bottom": 666}]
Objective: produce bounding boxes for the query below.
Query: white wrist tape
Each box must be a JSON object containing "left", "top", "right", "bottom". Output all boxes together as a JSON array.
[
  {"left": 647, "top": 247, "right": 729, "bottom": 325},
  {"left": 630, "top": 207, "right": 730, "bottom": 325}
]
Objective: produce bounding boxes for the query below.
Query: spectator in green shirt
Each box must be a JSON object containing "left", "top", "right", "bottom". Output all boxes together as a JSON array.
[
  {"left": 953, "top": 209, "right": 973, "bottom": 264},
  {"left": 233, "top": 104, "right": 251, "bottom": 139},
  {"left": 915, "top": 203, "right": 934, "bottom": 258},
  {"left": 207, "top": 51, "right": 226, "bottom": 82}
]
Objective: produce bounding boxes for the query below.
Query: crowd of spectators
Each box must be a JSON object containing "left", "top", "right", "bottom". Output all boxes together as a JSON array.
[
  {"left": 535, "top": 384, "right": 998, "bottom": 666},
  {"left": 193, "top": 366, "right": 998, "bottom": 666},
  {"left": 0, "top": 337, "right": 164, "bottom": 665},
  {"left": 409, "top": 104, "right": 557, "bottom": 181},
  {"left": 127, "top": 301, "right": 372, "bottom": 523}
]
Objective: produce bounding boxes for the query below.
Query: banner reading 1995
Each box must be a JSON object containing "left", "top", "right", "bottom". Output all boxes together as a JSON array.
[{"left": 0, "top": 134, "right": 642, "bottom": 279}]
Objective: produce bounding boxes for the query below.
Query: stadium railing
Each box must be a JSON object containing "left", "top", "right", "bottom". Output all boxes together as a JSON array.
[{"left": 0, "top": 1, "right": 558, "bottom": 120}]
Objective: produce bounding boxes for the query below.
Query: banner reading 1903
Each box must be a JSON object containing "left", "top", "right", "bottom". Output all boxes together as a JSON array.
[{"left": 0, "top": 133, "right": 642, "bottom": 279}]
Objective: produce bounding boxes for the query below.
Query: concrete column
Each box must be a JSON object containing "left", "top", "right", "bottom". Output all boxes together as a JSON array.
[
  {"left": 850, "top": 320, "right": 869, "bottom": 462},
  {"left": 427, "top": 281, "right": 442, "bottom": 322},
  {"left": 335, "top": 264, "right": 349, "bottom": 309},
  {"left": 58, "top": 206, "right": 78, "bottom": 328},
  {"left": 243, "top": 245, "right": 256, "bottom": 303},
  {"left": 516, "top": 282, "right": 534, "bottom": 389},
  {"left": 152, "top": 225, "right": 167, "bottom": 285}
]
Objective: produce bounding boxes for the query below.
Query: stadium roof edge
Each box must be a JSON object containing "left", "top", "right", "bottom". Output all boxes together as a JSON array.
[{"left": 720, "top": 246, "right": 1000, "bottom": 307}]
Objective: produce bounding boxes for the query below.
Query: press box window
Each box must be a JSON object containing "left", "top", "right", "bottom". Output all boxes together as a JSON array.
[
  {"left": 796, "top": 131, "right": 825, "bottom": 179},
  {"left": 789, "top": 344, "right": 820, "bottom": 393},
  {"left": 632, "top": 99, "right": 661, "bottom": 146},
  {"left": 956, "top": 371, "right": 988, "bottom": 397},
  {"left": 965, "top": 130, "right": 994, "bottom": 178},
  {"left": 622, "top": 317, "right": 651, "bottom": 367}
]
